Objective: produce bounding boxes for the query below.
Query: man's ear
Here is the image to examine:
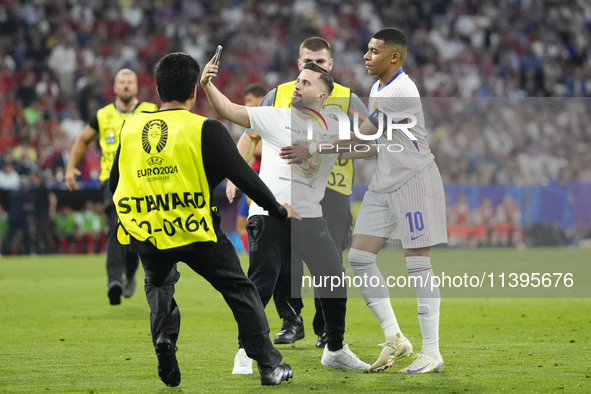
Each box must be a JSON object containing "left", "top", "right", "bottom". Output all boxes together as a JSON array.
[
  {"left": 391, "top": 51, "right": 401, "bottom": 64},
  {"left": 190, "top": 85, "right": 197, "bottom": 99}
]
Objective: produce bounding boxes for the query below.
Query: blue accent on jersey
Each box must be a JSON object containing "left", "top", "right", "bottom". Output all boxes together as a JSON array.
[
  {"left": 368, "top": 108, "right": 381, "bottom": 128},
  {"left": 377, "top": 68, "right": 404, "bottom": 92}
]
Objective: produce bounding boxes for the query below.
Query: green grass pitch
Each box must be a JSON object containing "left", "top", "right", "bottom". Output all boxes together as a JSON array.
[{"left": 0, "top": 248, "right": 589, "bottom": 393}]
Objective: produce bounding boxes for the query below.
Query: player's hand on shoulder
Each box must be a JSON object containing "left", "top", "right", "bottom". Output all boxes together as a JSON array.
[
  {"left": 200, "top": 55, "right": 219, "bottom": 87},
  {"left": 65, "top": 168, "right": 81, "bottom": 191}
]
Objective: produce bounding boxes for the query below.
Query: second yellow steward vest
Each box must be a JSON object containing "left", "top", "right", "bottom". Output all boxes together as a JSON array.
[
  {"left": 97, "top": 101, "right": 159, "bottom": 182},
  {"left": 274, "top": 81, "right": 354, "bottom": 196},
  {"left": 113, "top": 110, "right": 217, "bottom": 249}
]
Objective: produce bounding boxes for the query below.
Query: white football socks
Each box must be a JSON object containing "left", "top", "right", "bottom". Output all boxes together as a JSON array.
[
  {"left": 349, "top": 248, "right": 401, "bottom": 339},
  {"left": 406, "top": 256, "right": 440, "bottom": 358}
]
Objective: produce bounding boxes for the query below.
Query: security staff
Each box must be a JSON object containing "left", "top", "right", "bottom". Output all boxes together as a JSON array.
[
  {"left": 109, "top": 52, "right": 293, "bottom": 387},
  {"left": 65, "top": 69, "right": 158, "bottom": 305}
]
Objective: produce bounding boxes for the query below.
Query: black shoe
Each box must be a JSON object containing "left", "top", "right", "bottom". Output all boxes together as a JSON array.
[
  {"left": 108, "top": 282, "right": 122, "bottom": 305},
  {"left": 260, "top": 363, "right": 293, "bottom": 386},
  {"left": 155, "top": 333, "right": 181, "bottom": 387},
  {"left": 316, "top": 332, "right": 327, "bottom": 348},
  {"left": 273, "top": 315, "right": 304, "bottom": 344}
]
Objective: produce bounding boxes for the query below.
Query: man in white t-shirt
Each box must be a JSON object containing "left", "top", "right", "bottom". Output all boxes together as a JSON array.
[
  {"left": 201, "top": 58, "right": 371, "bottom": 372},
  {"left": 285, "top": 28, "right": 447, "bottom": 374}
]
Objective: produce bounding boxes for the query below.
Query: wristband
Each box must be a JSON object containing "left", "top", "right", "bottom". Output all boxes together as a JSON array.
[{"left": 308, "top": 142, "right": 318, "bottom": 155}]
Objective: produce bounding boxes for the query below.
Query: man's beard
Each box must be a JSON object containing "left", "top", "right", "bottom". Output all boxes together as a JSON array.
[
  {"left": 292, "top": 96, "right": 317, "bottom": 110},
  {"left": 119, "top": 93, "right": 134, "bottom": 104}
]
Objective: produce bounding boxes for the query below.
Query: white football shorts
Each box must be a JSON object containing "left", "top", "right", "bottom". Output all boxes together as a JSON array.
[{"left": 353, "top": 161, "right": 448, "bottom": 249}]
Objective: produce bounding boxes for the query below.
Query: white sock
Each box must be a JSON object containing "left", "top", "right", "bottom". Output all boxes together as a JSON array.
[
  {"left": 406, "top": 256, "right": 440, "bottom": 358},
  {"left": 349, "top": 248, "right": 401, "bottom": 339}
]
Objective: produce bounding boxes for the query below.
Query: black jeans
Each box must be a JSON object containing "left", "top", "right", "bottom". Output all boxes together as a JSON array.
[
  {"left": 273, "top": 189, "right": 352, "bottom": 335},
  {"left": 103, "top": 182, "right": 139, "bottom": 285},
  {"left": 139, "top": 219, "right": 282, "bottom": 370},
  {"left": 248, "top": 214, "right": 347, "bottom": 351}
]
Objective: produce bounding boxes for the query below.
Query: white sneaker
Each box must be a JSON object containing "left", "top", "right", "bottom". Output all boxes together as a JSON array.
[
  {"left": 321, "top": 344, "right": 371, "bottom": 370},
  {"left": 370, "top": 335, "right": 413, "bottom": 372},
  {"left": 399, "top": 353, "right": 444, "bottom": 373},
  {"left": 232, "top": 348, "right": 253, "bottom": 375}
]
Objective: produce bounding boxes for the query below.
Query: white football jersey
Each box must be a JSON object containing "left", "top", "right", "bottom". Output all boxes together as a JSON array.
[
  {"left": 367, "top": 70, "right": 435, "bottom": 192},
  {"left": 245, "top": 107, "right": 339, "bottom": 218}
]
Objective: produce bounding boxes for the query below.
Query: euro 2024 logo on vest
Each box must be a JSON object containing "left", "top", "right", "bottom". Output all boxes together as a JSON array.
[
  {"left": 305, "top": 108, "right": 418, "bottom": 153},
  {"left": 142, "top": 119, "right": 168, "bottom": 166}
]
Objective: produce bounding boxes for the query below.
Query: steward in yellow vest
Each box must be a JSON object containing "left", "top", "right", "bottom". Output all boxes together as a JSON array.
[
  {"left": 109, "top": 52, "right": 293, "bottom": 387},
  {"left": 96, "top": 101, "right": 159, "bottom": 182},
  {"left": 113, "top": 110, "right": 216, "bottom": 249},
  {"left": 65, "top": 68, "right": 158, "bottom": 306}
]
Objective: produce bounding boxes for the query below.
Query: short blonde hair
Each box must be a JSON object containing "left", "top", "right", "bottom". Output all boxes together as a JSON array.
[{"left": 115, "top": 68, "right": 137, "bottom": 80}]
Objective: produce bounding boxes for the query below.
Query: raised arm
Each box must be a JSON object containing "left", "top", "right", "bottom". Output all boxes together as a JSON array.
[{"left": 200, "top": 55, "right": 251, "bottom": 128}]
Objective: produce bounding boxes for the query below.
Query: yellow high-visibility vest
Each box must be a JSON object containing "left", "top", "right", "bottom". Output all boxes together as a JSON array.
[
  {"left": 113, "top": 110, "right": 217, "bottom": 249},
  {"left": 96, "top": 102, "right": 159, "bottom": 182}
]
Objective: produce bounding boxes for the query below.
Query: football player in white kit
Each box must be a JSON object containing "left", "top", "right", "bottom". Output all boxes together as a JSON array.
[{"left": 284, "top": 28, "right": 447, "bottom": 374}]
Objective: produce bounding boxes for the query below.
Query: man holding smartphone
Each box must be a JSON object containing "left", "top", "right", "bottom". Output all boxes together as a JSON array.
[
  {"left": 202, "top": 53, "right": 373, "bottom": 374},
  {"left": 226, "top": 37, "right": 368, "bottom": 351}
]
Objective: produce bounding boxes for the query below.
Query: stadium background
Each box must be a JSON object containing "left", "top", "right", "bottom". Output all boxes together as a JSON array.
[
  {"left": 0, "top": 0, "right": 590, "bottom": 252},
  {"left": 1, "top": 1, "right": 590, "bottom": 393}
]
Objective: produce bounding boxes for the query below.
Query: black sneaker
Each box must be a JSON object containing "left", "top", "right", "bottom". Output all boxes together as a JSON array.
[
  {"left": 273, "top": 315, "right": 304, "bottom": 344},
  {"left": 108, "top": 281, "right": 122, "bottom": 305},
  {"left": 260, "top": 363, "right": 293, "bottom": 386},
  {"left": 155, "top": 333, "right": 181, "bottom": 387},
  {"left": 316, "top": 332, "right": 328, "bottom": 348}
]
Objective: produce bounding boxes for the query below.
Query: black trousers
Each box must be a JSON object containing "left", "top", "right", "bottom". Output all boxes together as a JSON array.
[
  {"left": 102, "top": 182, "right": 139, "bottom": 285},
  {"left": 247, "top": 215, "right": 347, "bottom": 350},
  {"left": 139, "top": 220, "right": 282, "bottom": 370},
  {"left": 273, "top": 189, "right": 352, "bottom": 335}
]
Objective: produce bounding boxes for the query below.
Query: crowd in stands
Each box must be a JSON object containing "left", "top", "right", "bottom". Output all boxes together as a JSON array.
[
  {"left": 446, "top": 192, "right": 524, "bottom": 248},
  {"left": 0, "top": 0, "right": 590, "bottom": 188},
  {"left": 0, "top": 0, "right": 590, "bottom": 252}
]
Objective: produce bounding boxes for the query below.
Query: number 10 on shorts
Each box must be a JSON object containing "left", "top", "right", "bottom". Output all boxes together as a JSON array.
[{"left": 405, "top": 211, "right": 424, "bottom": 233}]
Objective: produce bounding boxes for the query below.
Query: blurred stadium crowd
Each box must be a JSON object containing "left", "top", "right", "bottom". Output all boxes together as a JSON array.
[{"left": 0, "top": 0, "right": 590, "bottom": 252}]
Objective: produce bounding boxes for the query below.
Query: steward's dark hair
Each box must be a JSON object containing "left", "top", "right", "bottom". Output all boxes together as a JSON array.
[{"left": 155, "top": 52, "right": 200, "bottom": 102}]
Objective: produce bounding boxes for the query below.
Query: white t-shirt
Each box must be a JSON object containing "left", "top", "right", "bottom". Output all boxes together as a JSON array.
[
  {"left": 245, "top": 107, "right": 339, "bottom": 218},
  {"left": 368, "top": 71, "right": 435, "bottom": 192}
]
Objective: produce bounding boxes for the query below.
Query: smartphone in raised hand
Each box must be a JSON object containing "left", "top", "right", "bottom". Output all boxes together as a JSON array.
[{"left": 214, "top": 45, "right": 223, "bottom": 66}]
